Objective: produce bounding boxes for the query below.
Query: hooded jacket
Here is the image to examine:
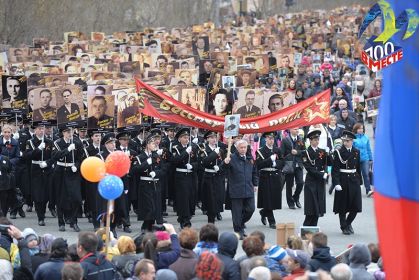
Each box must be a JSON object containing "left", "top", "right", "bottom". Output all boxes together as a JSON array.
[
  {"left": 354, "top": 134, "right": 372, "bottom": 162},
  {"left": 307, "top": 246, "right": 337, "bottom": 272},
  {"left": 34, "top": 257, "right": 65, "bottom": 280},
  {"left": 80, "top": 252, "right": 116, "bottom": 280},
  {"left": 217, "top": 232, "right": 240, "bottom": 280},
  {"left": 349, "top": 244, "right": 374, "bottom": 280}
]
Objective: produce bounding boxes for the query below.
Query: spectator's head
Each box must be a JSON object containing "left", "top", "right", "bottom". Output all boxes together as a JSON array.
[
  {"left": 248, "top": 266, "right": 271, "bottom": 280},
  {"left": 235, "top": 139, "right": 249, "bottom": 157},
  {"left": 39, "top": 234, "right": 56, "bottom": 254},
  {"left": 312, "top": 232, "right": 328, "bottom": 249},
  {"left": 329, "top": 114, "right": 338, "bottom": 126},
  {"left": 67, "top": 243, "right": 80, "bottom": 262},
  {"left": 117, "top": 236, "right": 136, "bottom": 255},
  {"left": 22, "top": 228, "right": 39, "bottom": 249},
  {"left": 285, "top": 249, "right": 310, "bottom": 272},
  {"left": 368, "top": 243, "right": 380, "bottom": 263},
  {"left": 330, "top": 263, "right": 353, "bottom": 280},
  {"left": 338, "top": 99, "right": 348, "bottom": 110},
  {"left": 134, "top": 259, "right": 156, "bottom": 280},
  {"left": 267, "top": 245, "right": 287, "bottom": 263},
  {"left": 287, "top": 235, "right": 303, "bottom": 250},
  {"left": 340, "top": 108, "right": 349, "bottom": 119},
  {"left": 77, "top": 232, "right": 98, "bottom": 258},
  {"left": 179, "top": 228, "right": 198, "bottom": 250},
  {"left": 134, "top": 233, "right": 146, "bottom": 254},
  {"left": 352, "top": 123, "right": 364, "bottom": 135},
  {"left": 195, "top": 251, "right": 223, "bottom": 280},
  {"left": 242, "top": 236, "right": 265, "bottom": 257},
  {"left": 155, "top": 269, "right": 178, "bottom": 280},
  {"left": 50, "top": 238, "right": 68, "bottom": 259},
  {"left": 349, "top": 244, "right": 371, "bottom": 266},
  {"left": 218, "top": 232, "right": 238, "bottom": 258},
  {"left": 199, "top": 223, "right": 219, "bottom": 243},
  {"left": 142, "top": 232, "right": 158, "bottom": 263},
  {"left": 61, "top": 262, "right": 84, "bottom": 280}
]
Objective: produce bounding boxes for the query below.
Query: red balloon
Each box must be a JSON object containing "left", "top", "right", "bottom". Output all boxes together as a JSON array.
[{"left": 105, "top": 151, "right": 131, "bottom": 177}]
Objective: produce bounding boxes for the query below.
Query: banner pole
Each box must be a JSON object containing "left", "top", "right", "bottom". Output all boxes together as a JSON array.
[
  {"left": 227, "top": 137, "right": 233, "bottom": 159},
  {"left": 105, "top": 199, "right": 113, "bottom": 256}
]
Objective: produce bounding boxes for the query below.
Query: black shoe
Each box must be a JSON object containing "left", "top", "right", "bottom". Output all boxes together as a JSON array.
[
  {"left": 295, "top": 201, "right": 302, "bottom": 208},
  {"left": 269, "top": 223, "right": 276, "bottom": 229},
  {"left": 259, "top": 210, "right": 267, "bottom": 226},
  {"left": 328, "top": 184, "right": 335, "bottom": 195},
  {"left": 27, "top": 206, "right": 33, "bottom": 212},
  {"left": 342, "top": 228, "right": 351, "bottom": 235},
  {"left": 10, "top": 213, "right": 16, "bottom": 219},
  {"left": 72, "top": 224, "right": 80, "bottom": 232},
  {"left": 168, "top": 200, "right": 174, "bottom": 207},
  {"left": 111, "top": 229, "right": 117, "bottom": 238},
  {"left": 237, "top": 232, "right": 245, "bottom": 240},
  {"left": 88, "top": 217, "right": 93, "bottom": 223},
  {"left": 38, "top": 220, "right": 45, "bottom": 226},
  {"left": 18, "top": 208, "right": 26, "bottom": 218},
  {"left": 216, "top": 213, "right": 222, "bottom": 221},
  {"left": 347, "top": 225, "right": 354, "bottom": 234},
  {"left": 123, "top": 226, "right": 132, "bottom": 233},
  {"left": 162, "top": 212, "right": 168, "bottom": 217},
  {"left": 202, "top": 210, "right": 207, "bottom": 215},
  {"left": 59, "top": 226, "right": 65, "bottom": 232},
  {"left": 50, "top": 209, "right": 57, "bottom": 218},
  {"left": 289, "top": 205, "right": 296, "bottom": 210}
]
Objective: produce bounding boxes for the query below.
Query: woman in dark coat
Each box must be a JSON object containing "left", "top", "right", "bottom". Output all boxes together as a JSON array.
[{"left": 34, "top": 238, "right": 68, "bottom": 280}]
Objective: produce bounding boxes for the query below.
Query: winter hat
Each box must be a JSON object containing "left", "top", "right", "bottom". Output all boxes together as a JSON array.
[
  {"left": 156, "top": 269, "right": 178, "bottom": 280},
  {"left": 39, "top": 234, "right": 56, "bottom": 253},
  {"left": 155, "top": 231, "right": 170, "bottom": 241},
  {"left": 248, "top": 266, "right": 271, "bottom": 280},
  {"left": 268, "top": 245, "right": 287, "bottom": 261},
  {"left": 22, "top": 228, "right": 38, "bottom": 243},
  {"left": 285, "top": 249, "right": 310, "bottom": 269}
]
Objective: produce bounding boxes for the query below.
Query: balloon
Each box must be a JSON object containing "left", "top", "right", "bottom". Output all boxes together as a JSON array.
[
  {"left": 105, "top": 151, "right": 131, "bottom": 177},
  {"left": 80, "top": 157, "right": 106, "bottom": 182},
  {"left": 98, "top": 175, "right": 124, "bottom": 200}
]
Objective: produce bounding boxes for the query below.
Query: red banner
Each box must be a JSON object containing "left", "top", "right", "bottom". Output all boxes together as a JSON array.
[{"left": 136, "top": 79, "right": 330, "bottom": 134}]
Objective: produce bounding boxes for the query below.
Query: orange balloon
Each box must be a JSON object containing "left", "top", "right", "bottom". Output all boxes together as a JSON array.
[
  {"left": 81, "top": 156, "right": 106, "bottom": 182},
  {"left": 105, "top": 151, "right": 131, "bottom": 177}
]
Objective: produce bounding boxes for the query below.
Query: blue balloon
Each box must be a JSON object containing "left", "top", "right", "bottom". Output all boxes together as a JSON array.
[{"left": 98, "top": 175, "right": 123, "bottom": 200}]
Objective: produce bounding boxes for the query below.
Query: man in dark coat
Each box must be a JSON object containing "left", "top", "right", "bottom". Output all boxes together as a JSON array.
[
  {"left": 78, "top": 232, "right": 116, "bottom": 280},
  {"left": 56, "top": 89, "right": 82, "bottom": 124},
  {"left": 24, "top": 125, "right": 54, "bottom": 226},
  {"left": 302, "top": 129, "right": 329, "bottom": 226},
  {"left": 256, "top": 131, "right": 283, "bottom": 229},
  {"left": 52, "top": 127, "right": 84, "bottom": 232},
  {"left": 161, "top": 126, "right": 177, "bottom": 208},
  {"left": 0, "top": 153, "right": 14, "bottom": 217},
  {"left": 224, "top": 139, "right": 258, "bottom": 239},
  {"left": 199, "top": 130, "right": 226, "bottom": 223},
  {"left": 332, "top": 130, "right": 362, "bottom": 235},
  {"left": 217, "top": 232, "right": 240, "bottom": 280},
  {"left": 171, "top": 127, "right": 198, "bottom": 228},
  {"left": 280, "top": 127, "right": 306, "bottom": 209},
  {"left": 131, "top": 134, "right": 164, "bottom": 232}
]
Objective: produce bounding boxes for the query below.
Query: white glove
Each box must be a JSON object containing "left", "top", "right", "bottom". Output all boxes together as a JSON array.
[
  {"left": 213, "top": 165, "right": 219, "bottom": 172},
  {"left": 157, "top": 149, "right": 163, "bottom": 156},
  {"left": 325, "top": 146, "right": 330, "bottom": 153},
  {"left": 186, "top": 146, "right": 192, "bottom": 154},
  {"left": 270, "top": 154, "right": 277, "bottom": 161},
  {"left": 150, "top": 171, "right": 156, "bottom": 178},
  {"left": 323, "top": 172, "right": 328, "bottom": 179},
  {"left": 13, "top": 133, "right": 19, "bottom": 140},
  {"left": 335, "top": 185, "right": 342, "bottom": 191},
  {"left": 186, "top": 163, "right": 193, "bottom": 170},
  {"left": 67, "top": 143, "right": 76, "bottom": 152},
  {"left": 214, "top": 147, "right": 220, "bottom": 154},
  {"left": 71, "top": 165, "right": 77, "bottom": 173},
  {"left": 39, "top": 161, "right": 47, "bottom": 168},
  {"left": 124, "top": 190, "right": 128, "bottom": 194},
  {"left": 192, "top": 138, "right": 199, "bottom": 144},
  {"left": 38, "top": 142, "right": 45, "bottom": 150},
  {"left": 147, "top": 158, "right": 152, "bottom": 165}
]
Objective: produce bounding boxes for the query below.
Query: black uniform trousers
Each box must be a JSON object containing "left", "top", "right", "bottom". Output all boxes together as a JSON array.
[
  {"left": 303, "top": 215, "right": 319, "bottom": 226},
  {"left": 285, "top": 167, "right": 304, "bottom": 207},
  {"left": 339, "top": 212, "right": 357, "bottom": 230}
]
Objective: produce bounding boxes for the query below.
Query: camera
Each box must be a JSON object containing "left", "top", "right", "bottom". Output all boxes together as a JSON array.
[
  {"left": 152, "top": 224, "right": 166, "bottom": 231},
  {"left": 0, "top": 224, "right": 11, "bottom": 235}
]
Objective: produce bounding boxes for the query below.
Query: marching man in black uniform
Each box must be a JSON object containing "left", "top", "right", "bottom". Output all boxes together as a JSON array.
[
  {"left": 52, "top": 127, "right": 84, "bottom": 232},
  {"left": 24, "top": 124, "right": 54, "bottom": 226},
  {"left": 131, "top": 134, "right": 164, "bottom": 232},
  {"left": 255, "top": 131, "right": 284, "bottom": 229},
  {"left": 199, "top": 130, "right": 225, "bottom": 224},
  {"left": 171, "top": 127, "right": 198, "bottom": 228},
  {"left": 83, "top": 130, "right": 102, "bottom": 230},
  {"left": 302, "top": 129, "right": 329, "bottom": 226},
  {"left": 332, "top": 130, "right": 362, "bottom": 235}
]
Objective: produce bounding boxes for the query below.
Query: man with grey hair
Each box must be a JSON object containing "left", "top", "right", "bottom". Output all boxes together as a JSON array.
[
  {"left": 224, "top": 139, "right": 258, "bottom": 239},
  {"left": 331, "top": 263, "right": 353, "bottom": 280}
]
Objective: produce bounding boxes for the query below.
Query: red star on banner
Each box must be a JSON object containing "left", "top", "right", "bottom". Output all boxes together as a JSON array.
[{"left": 303, "top": 97, "right": 330, "bottom": 122}]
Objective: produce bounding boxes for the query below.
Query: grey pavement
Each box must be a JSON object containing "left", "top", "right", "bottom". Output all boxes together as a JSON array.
[{"left": 10, "top": 124, "right": 377, "bottom": 258}]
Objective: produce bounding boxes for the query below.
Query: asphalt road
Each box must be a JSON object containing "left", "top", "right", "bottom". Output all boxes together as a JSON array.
[{"left": 9, "top": 124, "right": 378, "bottom": 258}]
